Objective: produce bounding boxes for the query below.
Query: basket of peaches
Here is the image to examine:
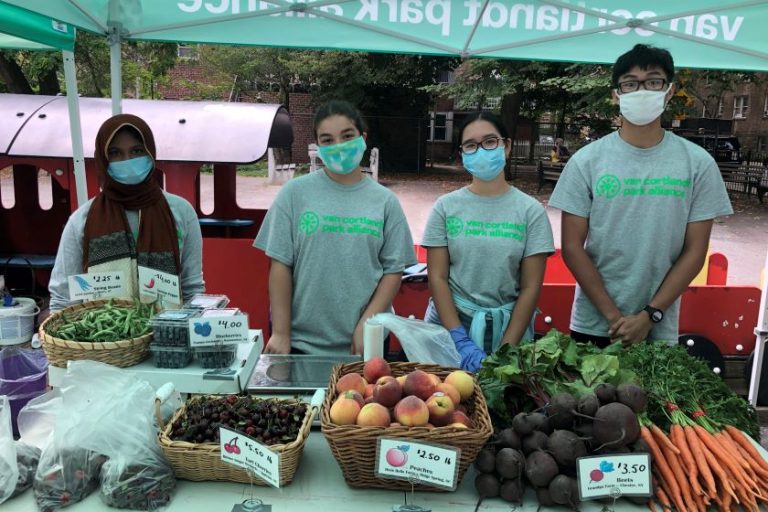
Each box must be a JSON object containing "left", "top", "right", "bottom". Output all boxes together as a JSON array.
[{"left": 320, "top": 359, "right": 493, "bottom": 490}]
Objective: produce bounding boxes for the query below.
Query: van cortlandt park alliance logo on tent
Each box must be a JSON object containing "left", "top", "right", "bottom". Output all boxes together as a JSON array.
[
  {"left": 299, "top": 211, "right": 320, "bottom": 235},
  {"left": 595, "top": 174, "right": 621, "bottom": 199},
  {"left": 446, "top": 216, "right": 464, "bottom": 238}
]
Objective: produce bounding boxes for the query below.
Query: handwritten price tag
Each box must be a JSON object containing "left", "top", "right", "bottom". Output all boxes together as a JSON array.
[
  {"left": 577, "top": 453, "right": 652, "bottom": 500},
  {"left": 375, "top": 437, "right": 459, "bottom": 490},
  {"left": 67, "top": 271, "right": 127, "bottom": 301},
  {"left": 138, "top": 266, "right": 181, "bottom": 306},
  {"left": 219, "top": 427, "right": 280, "bottom": 488},
  {"left": 189, "top": 313, "right": 249, "bottom": 347}
]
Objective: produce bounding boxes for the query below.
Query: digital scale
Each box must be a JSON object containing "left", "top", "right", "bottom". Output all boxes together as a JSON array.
[{"left": 246, "top": 354, "right": 361, "bottom": 393}]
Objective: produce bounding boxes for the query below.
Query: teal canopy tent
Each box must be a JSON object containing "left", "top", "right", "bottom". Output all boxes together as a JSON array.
[{"left": 0, "top": 3, "right": 87, "bottom": 206}]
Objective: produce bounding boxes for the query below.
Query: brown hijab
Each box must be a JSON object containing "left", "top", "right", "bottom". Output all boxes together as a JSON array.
[{"left": 82, "top": 114, "right": 181, "bottom": 275}]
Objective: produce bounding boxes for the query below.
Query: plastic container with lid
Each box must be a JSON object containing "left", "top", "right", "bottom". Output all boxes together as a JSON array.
[
  {"left": 150, "top": 309, "right": 201, "bottom": 347},
  {"left": 199, "top": 308, "right": 241, "bottom": 318},
  {"left": 183, "top": 294, "right": 230, "bottom": 310},
  {"left": 150, "top": 344, "right": 194, "bottom": 369},
  {"left": 194, "top": 345, "right": 237, "bottom": 369}
]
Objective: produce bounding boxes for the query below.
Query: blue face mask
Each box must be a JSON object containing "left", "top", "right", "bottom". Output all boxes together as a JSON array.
[
  {"left": 317, "top": 136, "right": 366, "bottom": 175},
  {"left": 107, "top": 156, "right": 153, "bottom": 185},
  {"left": 462, "top": 146, "right": 506, "bottom": 181}
]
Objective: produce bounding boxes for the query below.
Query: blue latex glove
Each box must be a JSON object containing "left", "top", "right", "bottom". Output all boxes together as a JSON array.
[{"left": 449, "top": 325, "right": 487, "bottom": 373}]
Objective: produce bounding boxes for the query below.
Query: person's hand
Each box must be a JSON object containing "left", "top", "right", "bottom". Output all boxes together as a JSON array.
[
  {"left": 352, "top": 319, "right": 365, "bottom": 356},
  {"left": 609, "top": 313, "right": 652, "bottom": 347},
  {"left": 264, "top": 333, "right": 291, "bottom": 354},
  {"left": 449, "top": 326, "right": 487, "bottom": 373}
]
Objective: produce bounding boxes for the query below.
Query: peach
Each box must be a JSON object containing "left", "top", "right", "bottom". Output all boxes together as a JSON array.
[
  {"left": 389, "top": 422, "right": 402, "bottom": 427},
  {"left": 426, "top": 393, "right": 455, "bottom": 427},
  {"left": 396, "top": 375, "right": 407, "bottom": 387},
  {"left": 394, "top": 396, "right": 429, "bottom": 427},
  {"left": 356, "top": 403, "right": 391, "bottom": 427},
  {"left": 425, "top": 423, "right": 436, "bottom": 430},
  {"left": 347, "top": 390, "right": 365, "bottom": 407},
  {"left": 364, "top": 383, "right": 375, "bottom": 399},
  {"left": 444, "top": 370, "right": 474, "bottom": 401},
  {"left": 449, "top": 422, "right": 469, "bottom": 429},
  {"left": 457, "top": 404, "right": 468, "bottom": 414},
  {"left": 428, "top": 373, "right": 441, "bottom": 387},
  {"left": 451, "top": 410, "right": 473, "bottom": 428},
  {"left": 329, "top": 393, "right": 362, "bottom": 425},
  {"left": 363, "top": 357, "right": 391, "bottom": 383},
  {"left": 364, "top": 396, "right": 375, "bottom": 404},
  {"left": 373, "top": 376, "right": 403, "bottom": 408},
  {"left": 404, "top": 370, "right": 437, "bottom": 401},
  {"left": 336, "top": 373, "right": 367, "bottom": 396},
  {"left": 434, "top": 383, "right": 461, "bottom": 407}
]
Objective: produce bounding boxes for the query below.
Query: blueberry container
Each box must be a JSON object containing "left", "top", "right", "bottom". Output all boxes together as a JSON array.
[
  {"left": 194, "top": 345, "right": 237, "bottom": 369},
  {"left": 183, "top": 294, "right": 230, "bottom": 310},
  {"left": 150, "top": 344, "right": 194, "bottom": 369},
  {"left": 150, "top": 309, "right": 201, "bottom": 347}
]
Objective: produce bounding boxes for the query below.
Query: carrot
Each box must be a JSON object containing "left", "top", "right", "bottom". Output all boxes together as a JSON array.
[
  {"left": 651, "top": 424, "right": 681, "bottom": 455},
  {"left": 715, "top": 431, "right": 751, "bottom": 471},
  {"left": 694, "top": 425, "right": 757, "bottom": 491},
  {"left": 670, "top": 424, "right": 703, "bottom": 496},
  {"left": 699, "top": 438, "right": 738, "bottom": 503},
  {"left": 732, "top": 440, "right": 768, "bottom": 483},
  {"left": 724, "top": 426, "right": 768, "bottom": 473},
  {"left": 690, "top": 489, "right": 706, "bottom": 512},
  {"left": 684, "top": 426, "right": 717, "bottom": 498},
  {"left": 647, "top": 498, "right": 658, "bottom": 512},
  {"left": 660, "top": 440, "right": 694, "bottom": 509},
  {"left": 642, "top": 427, "right": 688, "bottom": 512},
  {"left": 655, "top": 472, "right": 685, "bottom": 512},
  {"left": 655, "top": 485, "right": 672, "bottom": 511}
]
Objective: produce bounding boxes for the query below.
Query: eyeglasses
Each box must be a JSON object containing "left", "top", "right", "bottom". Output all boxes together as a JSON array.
[
  {"left": 617, "top": 78, "right": 668, "bottom": 94},
  {"left": 460, "top": 137, "right": 505, "bottom": 155}
]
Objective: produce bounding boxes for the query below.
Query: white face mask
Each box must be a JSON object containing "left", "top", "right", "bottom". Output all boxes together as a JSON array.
[{"left": 618, "top": 87, "right": 670, "bottom": 126}]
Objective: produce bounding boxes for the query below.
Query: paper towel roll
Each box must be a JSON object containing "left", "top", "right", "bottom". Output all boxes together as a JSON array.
[{"left": 363, "top": 319, "right": 384, "bottom": 361}]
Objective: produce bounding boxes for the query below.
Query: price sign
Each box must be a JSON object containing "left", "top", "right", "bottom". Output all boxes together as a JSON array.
[
  {"left": 219, "top": 427, "right": 280, "bottom": 488},
  {"left": 189, "top": 313, "right": 249, "bottom": 347},
  {"left": 68, "top": 271, "right": 127, "bottom": 301},
  {"left": 375, "top": 437, "right": 459, "bottom": 490},
  {"left": 577, "top": 453, "right": 652, "bottom": 500},
  {"left": 138, "top": 266, "right": 181, "bottom": 306}
]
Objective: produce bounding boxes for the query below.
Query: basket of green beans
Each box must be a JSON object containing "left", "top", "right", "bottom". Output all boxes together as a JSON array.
[{"left": 39, "top": 299, "right": 156, "bottom": 368}]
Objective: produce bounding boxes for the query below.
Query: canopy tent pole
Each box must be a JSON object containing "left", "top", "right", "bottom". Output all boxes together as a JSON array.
[
  {"left": 748, "top": 248, "right": 768, "bottom": 406},
  {"left": 109, "top": 28, "right": 122, "bottom": 115},
  {"left": 62, "top": 49, "right": 88, "bottom": 207}
]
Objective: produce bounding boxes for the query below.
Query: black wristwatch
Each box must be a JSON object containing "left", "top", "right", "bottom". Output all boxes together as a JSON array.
[{"left": 643, "top": 305, "right": 664, "bottom": 323}]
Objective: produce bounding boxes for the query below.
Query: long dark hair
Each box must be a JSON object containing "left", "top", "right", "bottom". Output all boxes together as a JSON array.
[
  {"left": 313, "top": 100, "right": 367, "bottom": 137},
  {"left": 459, "top": 112, "right": 510, "bottom": 142}
]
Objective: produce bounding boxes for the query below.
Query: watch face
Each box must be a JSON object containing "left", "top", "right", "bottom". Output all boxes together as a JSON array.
[{"left": 651, "top": 310, "right": 663, "bottom": 322}]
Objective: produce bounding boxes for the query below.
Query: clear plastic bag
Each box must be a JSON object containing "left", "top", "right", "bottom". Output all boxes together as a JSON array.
[
  {"left": 0, "top": 395, "right": 19, "bottom": 504},
  {"left": 370, "top": 313, "right": 461, "bottom": 367},
  {"left": 20, "top": 361, "right": 176, "bottom": 510},
  {"left": 11, "top": 441, "right": 40, "bottom": 498}
]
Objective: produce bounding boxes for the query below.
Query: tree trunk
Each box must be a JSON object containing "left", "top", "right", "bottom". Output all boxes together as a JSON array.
[
  {"left": 500, "top": 91, "right": 522, "bottom": 180},
  {"left": 0, "top": 53, "right": 33, "bottom": 94},
  {"left": 38, "top": 67, "right": 61, "bottom": 96}
]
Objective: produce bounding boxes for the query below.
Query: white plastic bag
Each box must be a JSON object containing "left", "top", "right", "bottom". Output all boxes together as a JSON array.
[
  {"left": 0, "top": 395, "right": 18, "bottom": 504},
  {"left": 370, "top": 313, "right": 461, "bottom": 367}
]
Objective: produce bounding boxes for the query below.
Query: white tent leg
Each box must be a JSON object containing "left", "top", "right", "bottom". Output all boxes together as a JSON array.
[
  {"left": 62, "top": 50, "right": 88, "bottom": 207},
  {"left": 109, "top": 31, "right": 122, "bottom": 115},
  {"left": 748, "top": 248, "right": 768, "bottom": 406}
]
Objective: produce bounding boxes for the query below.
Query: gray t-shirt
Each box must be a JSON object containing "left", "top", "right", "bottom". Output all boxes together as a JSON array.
[
  {"left": 49, "top": 192, "right": 205, "bottom": 312},
  {"left": 549, "top": 130, "right": 733, "bottom": 342},
  {"left": 421, "top": 187, "right": 555, "bottom": 307},
  {"left": 254, "top": 171, "right": 416, "bottom": 355}
]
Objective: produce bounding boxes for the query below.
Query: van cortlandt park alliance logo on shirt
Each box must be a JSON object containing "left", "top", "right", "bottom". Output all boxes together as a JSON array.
[
  {"left": 445, "top": 216, "right": 526, "bottom": 240},
  {"left": 595, "top": 174, "right": 622, "bottom": 199},
  {"left": 298, "top": 210, "right": 384, "bottom": 238}
]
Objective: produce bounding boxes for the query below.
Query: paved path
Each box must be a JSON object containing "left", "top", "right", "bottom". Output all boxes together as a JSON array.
[{"left": 206, "top": 174, "right": 768, "bottom": 287}]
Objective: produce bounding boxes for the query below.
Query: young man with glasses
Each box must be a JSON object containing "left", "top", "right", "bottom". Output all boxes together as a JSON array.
[{"left": 548, "top": 44, "right": 732, "bottom": 348}]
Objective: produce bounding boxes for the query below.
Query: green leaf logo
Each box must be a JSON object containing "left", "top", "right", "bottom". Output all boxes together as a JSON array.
[
  {"left": 595, "top": 174, "right": 621, "bottom": 199},
  {"left": 446, "top": 216, "right": 464, "bottom": 238},
  {"left": 299, "top": 211, "right": 320, "bottom": 235}
]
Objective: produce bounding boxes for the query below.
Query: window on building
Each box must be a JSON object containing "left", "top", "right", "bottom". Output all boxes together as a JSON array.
[
  {"left": 733, "top": 96, "right": 749, "bottom": 119},
  {"left": 429, "top": 112, "right": 453, "bottom": 142},
  {"left": 717, "top": 99, "right": 724, "bottom": 118},
  {"left": 484, "top": 97, "right": 501, "bottom": 110},
  {"left": 177, "top": 45, "right": 197, "bottom": 59},
  {"left": 763, "top": 94, "right": 768, "bottom": 117},
  {"left": 758, "top": 136, "right": 767, "bottom": 152},
  {"left": 437, "top": 70, "right": 455, "bottom": 84}
]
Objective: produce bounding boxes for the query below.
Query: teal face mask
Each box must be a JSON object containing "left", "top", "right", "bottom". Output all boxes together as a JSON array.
[
  {"left": 317, "top": 136, "right": 366, "bottom": 175},
  {"left": 107, "top": 156, "right": 153, "bottom": 185},
  {"left": 461, "top": 146, "right": 506, "bottom": 181}
]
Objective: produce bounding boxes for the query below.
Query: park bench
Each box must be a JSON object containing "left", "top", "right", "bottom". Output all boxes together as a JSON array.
[
  {"left": 718, "top": 161, "right": 767, "bottom": 203},
  {"left": 537, "top": 161, "right": 566, "bottom": 192}
]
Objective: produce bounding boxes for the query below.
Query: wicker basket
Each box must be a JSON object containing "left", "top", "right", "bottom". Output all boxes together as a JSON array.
[
  {"left": 321, "top": 362, "right": 493, "bottom": 491},
  {"left": 157, "top": 396, "right": 316, "bottom": 485},
  {"left": 39, "top": 299, "right": 153, "bottom": 368}
]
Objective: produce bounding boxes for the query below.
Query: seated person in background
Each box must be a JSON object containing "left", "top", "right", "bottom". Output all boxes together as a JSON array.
[{"left": 551, "top": 138, "right": 570, "bottom": 163}]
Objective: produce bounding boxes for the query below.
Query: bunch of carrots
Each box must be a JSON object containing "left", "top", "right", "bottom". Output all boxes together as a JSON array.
[{"left": 641, "top": 407, "right": 767, "bottom": 512}]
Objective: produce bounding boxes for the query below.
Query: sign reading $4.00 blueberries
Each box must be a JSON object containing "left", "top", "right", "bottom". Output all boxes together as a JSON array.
[{"left": 189, "top": 311, "right": 249, "bottom": 347}]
